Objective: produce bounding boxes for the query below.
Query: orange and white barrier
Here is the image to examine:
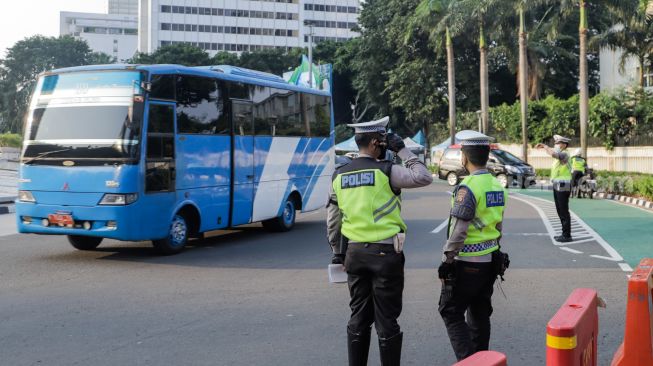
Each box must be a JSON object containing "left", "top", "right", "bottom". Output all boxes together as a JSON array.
[
  {"left": 452, "top": 351, "right": 507, "bottom": 366},
  {"left": 611, "top": 258, "right": 653, "bottom": 366},
  {"left": 546, "top": 288, "right": 599, "bottom": 366}
]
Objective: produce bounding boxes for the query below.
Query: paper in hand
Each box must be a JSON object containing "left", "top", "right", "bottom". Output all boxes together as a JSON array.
[{"left": 328, "top": 264, "right": 347, "bottom": 283}]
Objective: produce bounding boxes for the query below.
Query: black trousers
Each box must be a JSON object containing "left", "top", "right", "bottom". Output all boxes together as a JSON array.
[
  {"left": 439, "top": 261, "right": 496, "bottom": 361},
  {"left": 571, "top": 171, "right": 584, "bottom": 197},
  {"left": 345, "top": 243, "right": 405, "bottom": 338},
  {"left": 553, "top": 187, "right": 572, "bottom": 237}
]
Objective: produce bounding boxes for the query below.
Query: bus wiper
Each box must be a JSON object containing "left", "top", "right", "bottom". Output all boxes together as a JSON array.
[{"left": 22, "top": 148, "right": 77, "bottom": 165}]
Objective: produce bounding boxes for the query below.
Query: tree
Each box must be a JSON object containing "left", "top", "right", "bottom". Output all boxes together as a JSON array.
[
  {"left": 414, "top": 0, "right": 467, "bottom": 145},
  {"left": 0, "top": 35, "right": 110, "bottom": 133},
  {"left": 129, "top": 43, "right": 211, "bottom": 66}
]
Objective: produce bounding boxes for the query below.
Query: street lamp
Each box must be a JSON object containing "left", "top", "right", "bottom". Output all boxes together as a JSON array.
[{"left": 303, "top": 20, "right": 315, "bottom": 88}]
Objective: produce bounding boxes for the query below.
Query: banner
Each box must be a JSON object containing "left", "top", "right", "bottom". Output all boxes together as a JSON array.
[{"left": 283, "top": 55, "right": 332, "bottom": 91}]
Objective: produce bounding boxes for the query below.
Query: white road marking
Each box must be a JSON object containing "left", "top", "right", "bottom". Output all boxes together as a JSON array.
[
  {"left": 431, "top": 220, "right": 449, "bottom": 234},
  {"left": 619, "top": 262, "right": 634, "bottom": 272},
  {"left": 511, "top": 193, "right": 624, "bottom": 264},
  {"left": 560, "top": 247, "right": 583, "bottom": 254}
]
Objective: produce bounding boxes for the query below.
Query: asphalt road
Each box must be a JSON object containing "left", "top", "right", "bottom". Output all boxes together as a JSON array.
[{"left": 0, "top": 182, "right": 630, "bottom": 365}]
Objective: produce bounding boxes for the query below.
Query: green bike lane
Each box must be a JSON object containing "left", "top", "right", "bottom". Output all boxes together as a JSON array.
[{"left": 517, "top": 189, "right": 652, "bottom": 268}]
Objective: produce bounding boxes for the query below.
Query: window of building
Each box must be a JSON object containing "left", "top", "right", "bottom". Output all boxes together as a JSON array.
[{"left": 161, "top": 5, "right": 171, "bottom": 13}]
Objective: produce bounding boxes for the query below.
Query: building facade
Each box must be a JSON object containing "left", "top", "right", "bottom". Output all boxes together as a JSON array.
[
  {"left": 138, "top": 0, "right": 361, "bottom": 55},
  {"left": 600, "top": 48, "right": 652, "bottom": 91},
  {"left": 60, "top": 0, "right": 139, "bottom": 63},
  {"left": 109, "top": 0, "right": 139, "bottom": 16}
]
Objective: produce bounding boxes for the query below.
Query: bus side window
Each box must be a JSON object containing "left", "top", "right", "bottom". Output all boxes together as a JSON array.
[
  {"left": 229, "top": 82, "right": 253, "bottom": 135},
  {"left": 176, "top": 76, "right": 225, "bottom": 134},
  {"left": 146, "top": 104, "right": 175, "bottom": 192},
  {"left": 150, "top": 75, "right": 175, "bottom": 100},
  {"left": 301, "top": 93, "right": 331, "bottom": 138}
]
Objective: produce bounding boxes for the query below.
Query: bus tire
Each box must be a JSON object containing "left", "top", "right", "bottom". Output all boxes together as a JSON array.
[
  {"left": 152, "top": 214, "right": 189, "bottom": 255},
  {"left": 67, "top": 235, "right": 103, "bottom": 251},
  {"left": 262, "top": 196, "right": 297, "bottom": 232}
]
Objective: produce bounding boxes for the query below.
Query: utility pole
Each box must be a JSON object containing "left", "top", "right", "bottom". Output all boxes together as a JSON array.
[{"left": 303, "top": 20, "right": 315, "bottom": 88}]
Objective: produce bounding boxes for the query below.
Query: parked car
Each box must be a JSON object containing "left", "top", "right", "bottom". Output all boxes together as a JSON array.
[{"left": 438, "top": 145, "right": 536, "bottom": 188}]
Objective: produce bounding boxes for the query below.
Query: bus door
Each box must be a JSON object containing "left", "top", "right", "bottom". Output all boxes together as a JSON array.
[
  {"left": 141, "top": 101, "right": 177, "bottom": 236},
  {"left": 230, "top": 99, "right": 254, "bottom": 226}
]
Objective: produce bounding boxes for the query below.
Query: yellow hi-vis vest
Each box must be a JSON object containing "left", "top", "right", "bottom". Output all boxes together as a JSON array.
[
  {"left": 551, "top": 153, "right": 572, "bottom": 182},
  {"left": 333, "top": 158, "right": 407, "bottom": 243},
  {"left": 451, "top": 173, "right": 506, "bottom": 257},
  {"left": 571, "top": 156, "right": 586, "bottom": 173}
]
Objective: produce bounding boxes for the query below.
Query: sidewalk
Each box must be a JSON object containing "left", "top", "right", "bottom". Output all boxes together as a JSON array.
[{"left": 518, "top": 188, "right": 653, "bottom": 268}]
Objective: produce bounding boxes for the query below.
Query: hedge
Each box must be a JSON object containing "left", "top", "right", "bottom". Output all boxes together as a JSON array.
[
  {"left": 437, "top": 89, "right": 653, "bottom": 149},
  {"left": 0, "top": 133, "right": 21, "bottom": 148}
]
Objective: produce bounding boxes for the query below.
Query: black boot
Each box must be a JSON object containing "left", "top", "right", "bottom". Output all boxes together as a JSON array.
[
  {"left": 379, "top": 332, "right": 403, "bottom": 366},
  {"left": 347, "top": 326, "right": 371, "bottom": 366}
]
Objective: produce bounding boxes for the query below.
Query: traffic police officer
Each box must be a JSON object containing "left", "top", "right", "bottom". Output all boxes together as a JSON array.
[
  {"left": 570, "top": 148, "right": 587, "bottom": 198},
  {"left": 536, "top": 135, "right": 573, "bottom": 242},
  {"left": 326, "top": 116, "right": 432, "bottom": 366},
  {"left": 438, "top": 130, "right": 507, "bottom": 361}
]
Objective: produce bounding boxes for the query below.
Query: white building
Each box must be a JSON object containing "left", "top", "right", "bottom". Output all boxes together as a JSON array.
[
  {"left": 109, "top": 0, "right": 139, "bottom": 16},
  {"left": 138, "top": 0, "right": 361, "bottom": 55},
  {"left": 60, "top": 0, "right": 139, "bottom": 63},
  {"left": 599, "top": 48, "right": 652, "bottom": 91}
]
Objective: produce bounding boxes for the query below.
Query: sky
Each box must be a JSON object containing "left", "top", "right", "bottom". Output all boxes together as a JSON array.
[{"left": 0, "top": 0, "right": 107, "bottom": 56}]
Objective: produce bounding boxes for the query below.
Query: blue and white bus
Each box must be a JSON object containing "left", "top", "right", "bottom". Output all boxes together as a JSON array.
[{"left": 16, "top": 64, "right": 334, "bottom": 254}]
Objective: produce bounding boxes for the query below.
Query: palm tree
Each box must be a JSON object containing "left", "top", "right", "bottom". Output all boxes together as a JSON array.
[
  {"left": 642, "top": 0, "right": 653, "bottom": 19},
  {"left": 414, "top": 0, "right": 466, "bottom": 146},
  {"left": 464, "top": 0, "right": 502, "bottom": 134}
]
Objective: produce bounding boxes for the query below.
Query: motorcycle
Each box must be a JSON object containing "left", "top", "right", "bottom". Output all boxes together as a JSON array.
[{"left": 575, "top": 167, "right": 597, "bottom": 199}]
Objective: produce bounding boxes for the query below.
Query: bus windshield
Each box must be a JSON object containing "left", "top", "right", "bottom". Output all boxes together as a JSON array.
[{"left": 23, "top": 71, "right": 144, "bottom": 164}]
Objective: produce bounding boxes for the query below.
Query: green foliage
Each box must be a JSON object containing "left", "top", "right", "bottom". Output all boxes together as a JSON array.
[
  {"left": 594, "top": 171, "right": 653, "bottom": 202},
  {"left": 0, "top": 133, "right": 21, "bottom": 148},
  {"left": 440, "top": 90, "right": 653, "bottom": 149},
  {"left": 0, "top": 35, "right": 112, "bottom": 133},
  {"left": 130, "top": 43, "right": 212, "bottom": 66}
]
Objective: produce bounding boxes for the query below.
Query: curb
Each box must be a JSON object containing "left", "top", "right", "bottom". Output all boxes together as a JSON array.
[{"left": 594, "top": 192, "right": 653, "bottom": 210}]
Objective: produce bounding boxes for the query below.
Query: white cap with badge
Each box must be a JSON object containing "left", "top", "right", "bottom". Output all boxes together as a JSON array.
[
  {"left": 553, "top": 135, "right": 571, "bottom": 144},
  {"left": 456, "top": 130, "right": 494, "bottom": 147},
  {"left": 347, "top": 116, "right": 389, "bottom": 134}
]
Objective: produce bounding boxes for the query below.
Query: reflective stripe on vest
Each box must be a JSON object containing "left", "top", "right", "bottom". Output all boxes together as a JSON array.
[
  {"left": 451, "top": 173, "right": 506, "bottom": 257},
  {"left": 571, "top": 156, "right": 585, "bottom": 173},
  {"left": 333, "top": 168, "right": 407, "bottom": 243},
  {"left": 551, "top": 157, "right": 572, "bottom": 182}
]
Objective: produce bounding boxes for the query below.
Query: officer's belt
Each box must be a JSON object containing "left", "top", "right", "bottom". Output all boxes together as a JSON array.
[
  {"left": 349, "top": 238, "right": 394, "bottom": 245},
  {"left": 460, "top": 239, "right": 498, "bottom": 253}
]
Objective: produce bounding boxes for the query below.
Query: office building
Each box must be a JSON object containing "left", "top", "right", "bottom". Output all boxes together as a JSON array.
[
  {"left": 600, "top": 48, "right": 652, "bottom": 91},
  {"left": 138, "top": 0, "right": 361, "bottom": 55},
  {"left": 60, "top": 1, "right": 139, "bottom": 63}
]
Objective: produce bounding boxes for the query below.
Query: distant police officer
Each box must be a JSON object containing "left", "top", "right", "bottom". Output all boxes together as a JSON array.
[
  {"left": 570, "top": 148, "right": 587, "bottom": 198},
  {"left": 438, "top": 130, "right": 508, "bottom": 361},
  {"left": 327, "top": 116, "right": 432, "bottom": 366},
  {"left": 536, "top": 135, "right": 573, "bottom": 242}
]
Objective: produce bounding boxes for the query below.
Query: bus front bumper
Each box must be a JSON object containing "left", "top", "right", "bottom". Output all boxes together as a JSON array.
[{"left": 15, "top": 202, "right": 151, "bottom": 242}]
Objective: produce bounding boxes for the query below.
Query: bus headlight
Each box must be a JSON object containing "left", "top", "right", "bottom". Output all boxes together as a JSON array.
[
  {"left": 99, "top": 193, "right": 138, "bottom": 206},
  {"left": 18, "top": 190, "right": 36, "bottom": 203}
]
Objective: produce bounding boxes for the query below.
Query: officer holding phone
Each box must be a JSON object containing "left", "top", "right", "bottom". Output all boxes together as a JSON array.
[{"left": 326, "top": 116, "right": 432, "bottom": 366}]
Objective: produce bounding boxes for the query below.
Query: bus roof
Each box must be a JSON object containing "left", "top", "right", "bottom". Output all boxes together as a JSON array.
[{"left": 48, "top": 64, "right": 331, "bottom": 96}]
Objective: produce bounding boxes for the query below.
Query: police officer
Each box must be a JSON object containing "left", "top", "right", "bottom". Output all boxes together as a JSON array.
[
  {"left": 438, "top": 130, "right": 507, "bottom": 362},
  {"left": 570, "top": 148, "right": 587, "bottom": 198},
  {"left": 536, "top": 135, "right": 573, "bottom": 242},
  {"left": 327, "top": 116, "right": 432, "bottom": 366}
]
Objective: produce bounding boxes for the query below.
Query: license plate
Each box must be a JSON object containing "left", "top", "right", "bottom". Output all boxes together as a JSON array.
[{"left": 48, "top": 214, "right": 74, "bottom": 226}]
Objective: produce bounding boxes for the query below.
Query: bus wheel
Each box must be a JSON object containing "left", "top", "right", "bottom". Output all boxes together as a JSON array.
[
  {"left": 67, "top": 235, "right": 103, "bottom": 251},
  {"left": 263, "top": 196, "right": 297, "bottom": 232},
  {"left": 153, "top": 214, "right": 188, "bottom": 255}
]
